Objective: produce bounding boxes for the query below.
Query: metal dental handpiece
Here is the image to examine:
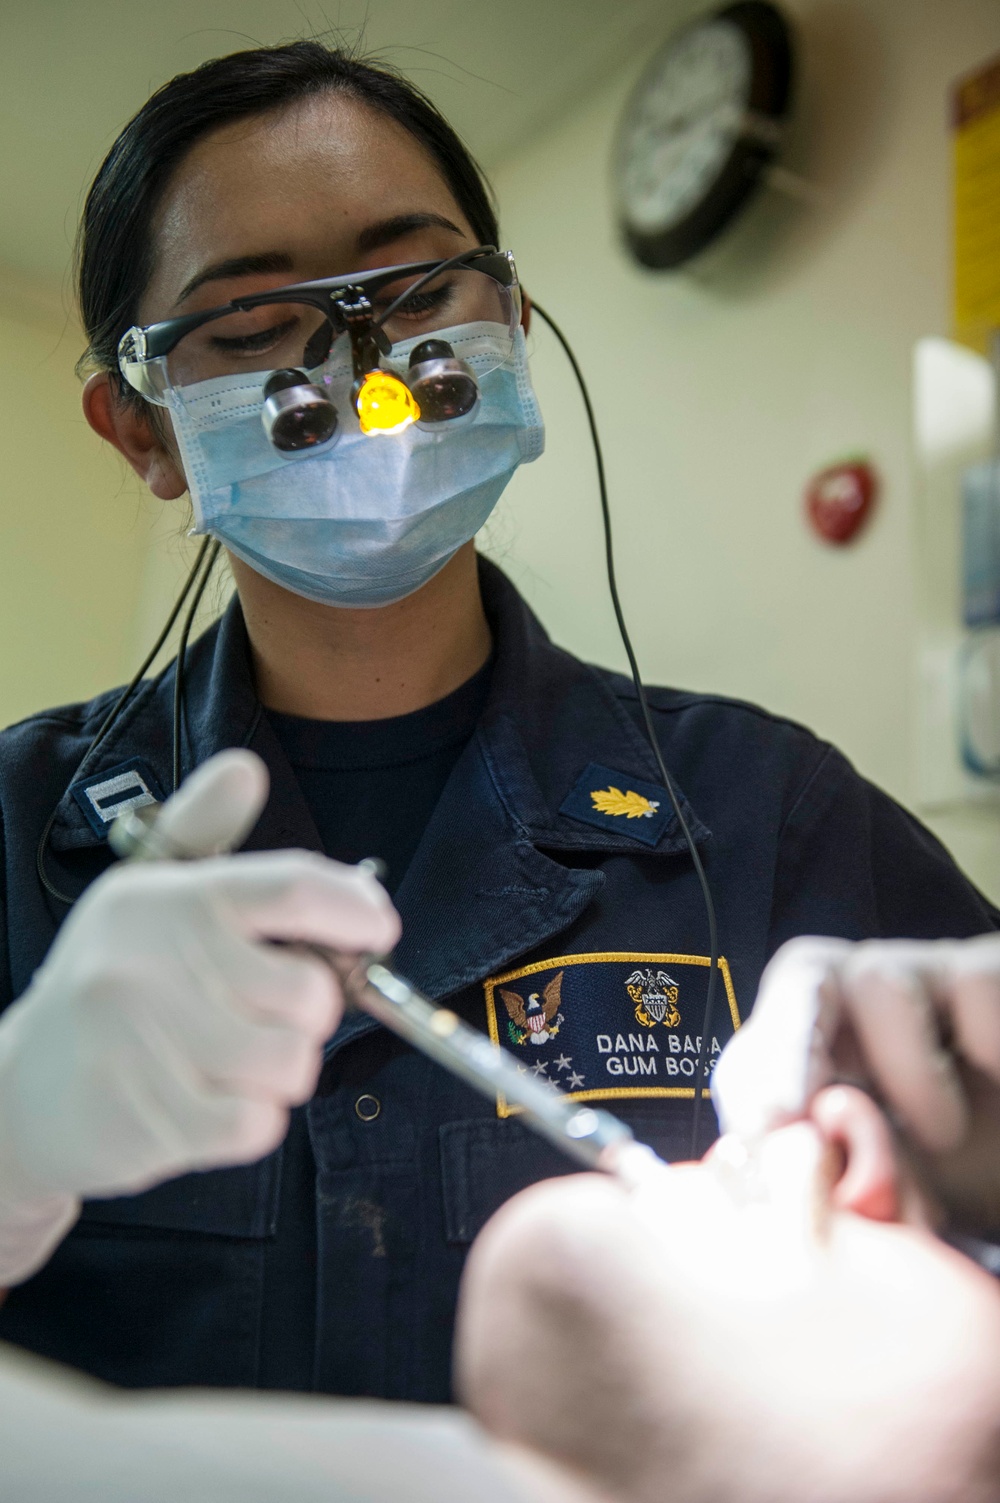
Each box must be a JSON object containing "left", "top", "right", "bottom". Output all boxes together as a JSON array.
[{"left": 110, "top": 804, "right": 660, "bottom": 1178}]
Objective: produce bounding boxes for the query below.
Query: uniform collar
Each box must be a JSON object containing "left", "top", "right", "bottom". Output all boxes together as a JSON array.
[
  {"left": 48, "top": 600, "right": 267, "bottom": 853},
  {"left": 473, "top": 557, "right": 708, "bottom": 858},
  {"left": 378, "top": 560, "right": 710, "bottom": 1003}
]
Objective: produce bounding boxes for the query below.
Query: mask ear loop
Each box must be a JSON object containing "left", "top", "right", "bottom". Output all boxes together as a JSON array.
[
  {"left": 36, "top": 536, "right": 217, "bottom": 905},
  {"left": 530, "top": 302, "right": 721, "bottom": 1159}
]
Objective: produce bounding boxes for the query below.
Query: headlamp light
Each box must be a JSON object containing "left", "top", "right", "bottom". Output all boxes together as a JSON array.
[{"left": 353, "top": 370, "right": 421, "bottom": 436}]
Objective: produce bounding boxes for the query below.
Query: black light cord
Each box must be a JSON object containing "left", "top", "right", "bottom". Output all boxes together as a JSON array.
[
  {"left": 372, "top": 246, "right": 498, "bottom": 333},
  {"left": 531, "top": 302, "right": 720, "bottom": 1157},
  {"left": 36, "top": 536, "right": 216, "bottom": 905},
  {"left": 172, "top": 540, "right": 221, "bottom": 791}
]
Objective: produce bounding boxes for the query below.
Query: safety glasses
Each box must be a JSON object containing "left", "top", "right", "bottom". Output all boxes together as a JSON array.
[{"left": 117, "top": 246, "right": 520, "bottom": 405}]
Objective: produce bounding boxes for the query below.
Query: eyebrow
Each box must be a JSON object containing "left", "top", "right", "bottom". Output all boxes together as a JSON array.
[
  {"left": 175, "top": 213, "right": 466, "bottom": 308},
  {"left": 355, "top": 211, "right": 465, "bottom": 253},
  {"left": 176, "top": 251, "right": 294, "bottom": 308}
]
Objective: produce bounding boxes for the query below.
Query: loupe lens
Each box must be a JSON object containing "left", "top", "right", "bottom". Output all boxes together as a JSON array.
[
  {"left": 407, "top": 339, "right": 479, "bottom": 424},
  {"left": 261, "top": 369, "right": 338, "bottom": 453},
  {"left": 270, "top": 401, "right": 339, "bottom": 451}
]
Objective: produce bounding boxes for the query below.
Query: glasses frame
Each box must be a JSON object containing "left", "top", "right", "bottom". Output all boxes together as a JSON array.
[{"left": 118, "top": 245, "right": 518, "bottom": 402}]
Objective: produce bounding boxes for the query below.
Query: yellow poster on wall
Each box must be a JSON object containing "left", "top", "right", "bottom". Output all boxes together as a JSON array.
[{"left": 953, "top": 53, "right": 1000, "bottom": 354}]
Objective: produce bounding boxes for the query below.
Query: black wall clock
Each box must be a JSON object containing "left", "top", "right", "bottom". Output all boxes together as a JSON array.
[{"left": 615, "top": 2, "right": 794, "bottom": 269}]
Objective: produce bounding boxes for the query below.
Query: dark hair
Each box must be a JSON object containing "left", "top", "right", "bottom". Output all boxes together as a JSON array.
[{"left": 76, "top": 40, "right": 500, "bottom": 398}]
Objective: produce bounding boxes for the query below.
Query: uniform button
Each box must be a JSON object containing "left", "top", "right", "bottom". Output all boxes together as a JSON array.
[{"left": 354, "top": 1094, "right": 381, "bottom": 1122}]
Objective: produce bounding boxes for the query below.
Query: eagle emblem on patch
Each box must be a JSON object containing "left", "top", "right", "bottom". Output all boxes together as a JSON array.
[
  {"left": 590, "top": 785, "right": 660, "bottom": 820},
  {"left": 626, "top": 968, "right": 681, "bottom": 1028},
  {"left": 500, "top": 970, "right": 565, "bottom": 1047}
]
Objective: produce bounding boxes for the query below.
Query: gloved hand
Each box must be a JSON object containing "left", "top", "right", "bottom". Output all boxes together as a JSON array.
[
  {"left": 711, "top": 934, "right": 1000, "bottom": 1224},
  {"left": 0, "top": 750, "right": 400, "bottom": 1287}
]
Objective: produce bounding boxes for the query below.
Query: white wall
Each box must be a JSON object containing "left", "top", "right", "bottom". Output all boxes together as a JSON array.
[
  {"left": 0, "top": 269, "right": 159, "bottom": 726},
  {"left": 484, "top": 0, "right": 1000, "bottom": 901},
  {"left": 0, "top": 264, "right": 226, "bottom": 731}
]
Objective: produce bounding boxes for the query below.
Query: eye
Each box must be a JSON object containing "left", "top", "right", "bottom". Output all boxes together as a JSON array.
[
  {"left": 377, "top": 281, "right": 456, "bottom": 322},
  {"left": 208, "top": 317, "right": 300, "bottom": 356}
]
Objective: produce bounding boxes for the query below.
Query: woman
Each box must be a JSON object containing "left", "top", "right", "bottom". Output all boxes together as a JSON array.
[{"left": 0, "top": 40, "right": 994, "bottom": 1402}]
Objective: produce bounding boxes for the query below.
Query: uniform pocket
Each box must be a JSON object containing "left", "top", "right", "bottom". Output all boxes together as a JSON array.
[
  {"left": 77, "top": 1155, "right": 281, "bottom": 1238},
  {"left": 5, "top": 1158, "right": 281, "bottom": 1390},
  {"left": 439, "top": 1118, "right": 578, "bottom": 1245},
  {"left": 439, "top": 1104, "right": 717, "bottom": 1247}
]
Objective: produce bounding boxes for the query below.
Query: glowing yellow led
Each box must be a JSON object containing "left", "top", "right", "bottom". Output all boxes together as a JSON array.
[{"left": 355, "top": 371, "right": 420, "bottom": 435}]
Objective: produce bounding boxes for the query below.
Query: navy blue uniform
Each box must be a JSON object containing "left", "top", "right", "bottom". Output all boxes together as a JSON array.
[{"left": 0, "top": 559, "right": 996, "bottom": 1399}]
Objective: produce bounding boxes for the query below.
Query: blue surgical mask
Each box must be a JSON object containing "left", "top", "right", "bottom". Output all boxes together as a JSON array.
[{"left": 168, "top": 325, "right": 544, "bottom": 608}]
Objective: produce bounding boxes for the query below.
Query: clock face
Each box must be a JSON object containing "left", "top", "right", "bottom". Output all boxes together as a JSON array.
[
  {"left": 613, "top": 2, "right": 793, "bottom": 269},
  {"left": 618, "top": 19, "right": 752, "bottom": 237}
]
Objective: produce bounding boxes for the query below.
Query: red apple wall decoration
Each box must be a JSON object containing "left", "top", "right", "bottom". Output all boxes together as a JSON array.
[{"left": 805, "top": 459, "right": 878, "bottom": 545}]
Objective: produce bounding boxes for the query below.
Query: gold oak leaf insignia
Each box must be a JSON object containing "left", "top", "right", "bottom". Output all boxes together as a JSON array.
[{"left": 590, "top": 785, "right": 659, "bottom": 820}]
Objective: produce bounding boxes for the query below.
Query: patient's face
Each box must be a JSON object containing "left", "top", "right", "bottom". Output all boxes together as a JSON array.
[{"left": 458, "top": 1088, "right": 1000, "bottom": 1503}]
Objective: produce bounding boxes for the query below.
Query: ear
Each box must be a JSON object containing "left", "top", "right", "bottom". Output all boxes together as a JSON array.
[
  {"left": 82, "top": 372, "right": 187, "bottom": 501},
  {"left": 810, "top": 1085, "right": 900, "bottom": 1222},
  {"left": 520, "top": 292, "right": 532, "bottom": 337}
]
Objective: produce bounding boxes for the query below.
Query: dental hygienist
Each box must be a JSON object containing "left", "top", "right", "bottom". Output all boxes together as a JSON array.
[{"left": 0, "top": 40, "right": 996, "bottom": 1402}]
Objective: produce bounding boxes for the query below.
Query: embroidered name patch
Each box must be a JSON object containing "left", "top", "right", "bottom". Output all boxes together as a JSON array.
[
  {"left": 70, "top": 757, "right": 166, "bottom": 838},
  {"left": 483, "top": 951, "right": 740, "bottom": 1117},
  {"left": 559, "top": 762, "right": 673, "bottom": 847}
]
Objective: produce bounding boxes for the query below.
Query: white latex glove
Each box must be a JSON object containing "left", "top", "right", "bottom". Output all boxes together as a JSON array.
[
  {"left": 0, "top": 750, "right": 400, "bottom": 1287},
  {"left": 712, "top": 934, "right": 1000, "bottom": 1155}
]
